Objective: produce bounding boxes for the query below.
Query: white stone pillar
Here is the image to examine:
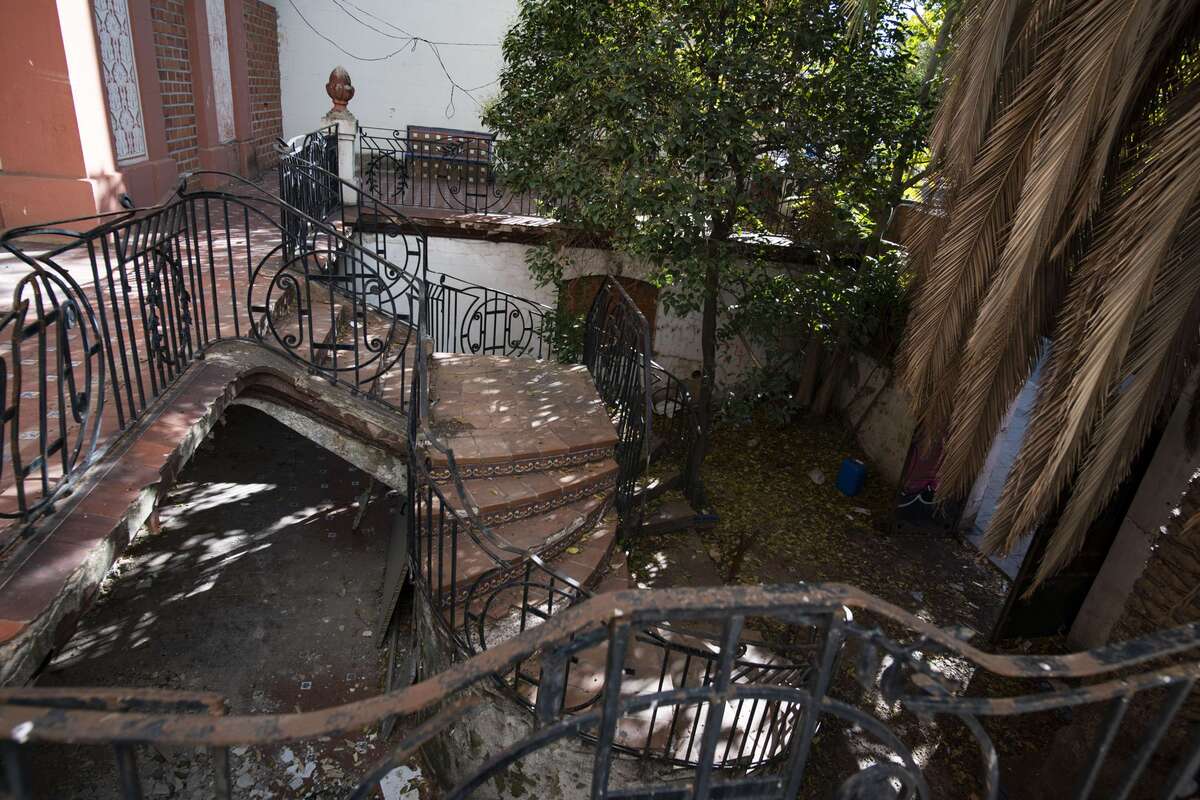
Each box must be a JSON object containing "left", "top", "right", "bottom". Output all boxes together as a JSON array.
[{"left": 321, "top": 66, "right": 358, "bottom": 205}]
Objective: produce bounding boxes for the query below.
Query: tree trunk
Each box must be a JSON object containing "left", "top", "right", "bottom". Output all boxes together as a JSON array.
[
  {"left": 869, "top": 4, "right": 958, "bottom": 246},
  {"left": 696, "top": 258, "right": 720, "bottom": 458},
  {"left": 795, "top": 337, "right": 825, "bottom": 409},
  {"left": 812, "top": 346, "right": 847, "bottom": 417}
]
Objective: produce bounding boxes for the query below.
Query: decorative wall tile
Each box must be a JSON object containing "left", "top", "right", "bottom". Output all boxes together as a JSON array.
[{"left": 93, "top": 0, "right": 148, "bottom": 163}]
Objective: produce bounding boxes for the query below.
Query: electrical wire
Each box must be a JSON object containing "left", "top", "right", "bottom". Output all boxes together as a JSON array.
[{"left": 286, "top": 0, "right": 501, "bottom": 116}]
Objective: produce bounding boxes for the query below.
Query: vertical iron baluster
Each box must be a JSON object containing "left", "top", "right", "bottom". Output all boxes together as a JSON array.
[
  {"left": 641, "top": 642, "right": 672, "bottom": 759},
  {"left": 1112, "top": 678, "right": 1195, "bottom": 800},
  {"left": 108, "top": 232, "right": 147, "bottom": 415},
  {"left": 782, "top": 612, "right": 845, "bottom": 798},
  {"left": 1160, "top": 721, "right": 1200, "bottom": 800},
  {"left": 113, "top": 744, "right": 143, "bottom": 800},
  {"left": 32, "top": 284, "right": 49, "bottom": 502},
  {"left": 425, "top": 485, "right": 434, "bottom": 590},
  {"left": 212, "top": 745, "right": 233, "bottom": 800},
  {"left": 202, "top": 199, "right": 222, "bottom": 338},
  {"left": 448, "top": 512, "right": 458, "bottom": 631},
  {"left": 173, "top": 207, "right": 195, "bottom": 363},
  {"left": 1074, "top": 694, "right": 1131, "bottom": 799},
  {"left": 436, "top": 496, "right": 445, "bottom": 609},
  {"left": 684, "top": 660, "right": 713, "bottom": 762},
  {"left": 692, "top": 616, "right": 744, "bottom": 800},
  {"left": 86, "top": 239, "right": 127, "bottom": 430},
  {"left": 590, "top": 620, "right": 631, "bottom": 800},
  {"left": 1, "top": 742, "right": 32, "bottom": 800},
  {"left": 222, "top": 200, "right": 240, "bottom": 338},
  {"left": 183, "top": 198, "right": 211, "bottom": 347}
]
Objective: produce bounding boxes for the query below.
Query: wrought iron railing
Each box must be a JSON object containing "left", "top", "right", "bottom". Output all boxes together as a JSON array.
[
  {"left": 0, "top": 168, "right": 424, "bottom": 530},
  {"left": 649, "top": 360, "right": 706, "bottom": 506},
  {"left": 583, "top": 277, "right": 653, "bottom": 526},
  {"left": 358, "top": 126, "right": 540, "bottom": 217},
  {"left": 4, "top": 584, "right": 1198, "bottom": 798},
  {"left": 277, "top": 125, "right": 339, "bottom": 256}
]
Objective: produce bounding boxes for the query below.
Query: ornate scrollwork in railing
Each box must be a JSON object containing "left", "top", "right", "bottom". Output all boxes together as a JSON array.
[
  {"left": 0, "top": 162, "right": 425, "bottom": 531},
  {"left": 424, "top": 271, "right": 552, "bottom": 359},
  {"left": 359, "top": 127, "right": 540, "bottom": 217},
  {"left": 4, "top": 584, "right": 1199, "bottom": 798},
  {"left": 584, "top": 277, "right": 653, "bottom": 524},
  {"left": 0, "top": 237, "right": 109, "bottom": 524}
]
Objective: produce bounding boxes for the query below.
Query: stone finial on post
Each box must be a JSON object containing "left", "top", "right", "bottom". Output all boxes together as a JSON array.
[
  {"left": 321, "top": 66, "right": 358, "bottom": 205},
  {"left": 325, "top": 65, "right": 355, "bottom": 113}
]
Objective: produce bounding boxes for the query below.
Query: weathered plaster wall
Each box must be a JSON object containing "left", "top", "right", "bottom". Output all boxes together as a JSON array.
[
  {"left": 269, "top": 0, "right": 515, "bottom": 138},
  {"left": 835, "top": 352, "right": 917, "bottom": 486}
]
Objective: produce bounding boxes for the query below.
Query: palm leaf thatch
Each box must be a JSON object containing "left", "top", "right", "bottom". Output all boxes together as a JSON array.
[{"left": 899, "top": 0, "right": 1200, "bottom": 588}]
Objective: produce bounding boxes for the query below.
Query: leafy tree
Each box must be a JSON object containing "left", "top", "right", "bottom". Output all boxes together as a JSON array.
[{"left": 484, "top": 0, "right": 929, "bottom": 446}]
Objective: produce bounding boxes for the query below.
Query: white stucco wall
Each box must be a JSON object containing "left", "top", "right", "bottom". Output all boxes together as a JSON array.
[
  {"left": 392, "top": 235, "right": 760, "bottom": 385},
  {"left": 267, "top": 0, "right": 515, "bottom": 139}
]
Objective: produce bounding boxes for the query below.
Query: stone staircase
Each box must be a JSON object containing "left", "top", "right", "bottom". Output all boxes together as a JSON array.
[{"left": 421, "top": 353, "right": 633, "bottom": 624}]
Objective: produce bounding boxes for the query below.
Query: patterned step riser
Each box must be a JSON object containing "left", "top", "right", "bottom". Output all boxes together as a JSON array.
[
  {"left": 475, "top": 472, "right": 616, "bottom": 527},
  {"left": 427, "top": 445, "right": 616, "bottom": 483}
]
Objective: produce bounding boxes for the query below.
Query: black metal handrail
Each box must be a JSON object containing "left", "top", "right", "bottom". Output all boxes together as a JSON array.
[
  {"left": 0, "top": 168, "right": 424, "bottom": 530},
  {"left": 358, "top": 126, "right": 540, "bottom": 217},
  {"left": 4, "top": 583, "right": 1199, "bottom": 798},
  {"left": 277, "top": 125, "right": 339, "bottom": 257},
  {"left": 584, "top": 277, "right": 653, "bottom": 528},
  {"left": 649, "top": 360, "right": 706, "bottom": 506}
]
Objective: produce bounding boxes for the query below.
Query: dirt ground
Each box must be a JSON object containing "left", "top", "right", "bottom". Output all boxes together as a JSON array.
[
  {"left": 27, "top": 406, "right": 424, "bottom": 800},
  {"left": 633, "top": 413, "right": 1009, "bottom": 634}
]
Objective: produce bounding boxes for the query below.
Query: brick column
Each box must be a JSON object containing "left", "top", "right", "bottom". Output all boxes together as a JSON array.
[{"left": 0, "top": 0, "right": 177, "bottom": 224}]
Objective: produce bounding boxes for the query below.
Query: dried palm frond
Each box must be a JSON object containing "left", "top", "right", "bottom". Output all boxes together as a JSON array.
[{"left": 897, "top": 0, "right": 1200, "bottom": 589}]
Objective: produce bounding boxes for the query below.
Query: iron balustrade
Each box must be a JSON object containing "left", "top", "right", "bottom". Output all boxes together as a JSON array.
[
  {"left": 3, "top": 584, "right": 1199, "bottom": 798},
  {"left": 359, "top": 126, "right": 540, "bottom": 217},
  {"left": 584, "top": 277, "right": 654, "bottom": 527},
  {"left": 648, "top": 360, "right": 706, "bottom": 507},
  {"left": 0, "top": 168, "right": 424, "bottom": 530},
  {"left": 277, "top": 125, "right": 339, "bottom": 257}
]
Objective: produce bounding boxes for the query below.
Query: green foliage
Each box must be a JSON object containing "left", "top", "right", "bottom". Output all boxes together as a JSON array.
[
  {"left": 486, "top": 0, "right": 934, "bottom": 422},
  {"left": 725, "top": 248, "right": 909, "bottom": 357},
  {"left": 524, "top": 242, "right": 571, "bottom": 290},
  {"left": 719, "top": 248, "right": 909, "bottom": 422},
  {"left": 540, "top": 305, "right": 586, "bottom": 364},
  {"left": 485, "top": 0, "right": 924, "bottom": 292}
]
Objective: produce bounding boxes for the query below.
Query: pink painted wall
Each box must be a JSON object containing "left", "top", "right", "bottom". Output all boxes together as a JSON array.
[
  {"left": 0, "top": 0, "right": 96, "bottom": 227},
  {"left": 0, "top": 0, "right": 266, "bottom": 227}
]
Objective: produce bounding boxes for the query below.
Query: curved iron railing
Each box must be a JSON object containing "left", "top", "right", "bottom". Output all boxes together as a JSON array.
[
  {"left": 649, "top": 360, "right": 706, "bottom": 506},
  {"left": 584, "top": 277, "right": 653, "bottom": 525},
  {"left": 358, "top": 126, "right": 539, "bottom": 217},
  {"left": 277, "top": 125, "right": 339, "bottom": 256},
  {"left": 0, "top": 169, "right": 424, "bottom": 530},
  {"left": 4, "top": 584, "right": 1198, "bottom": 798}
]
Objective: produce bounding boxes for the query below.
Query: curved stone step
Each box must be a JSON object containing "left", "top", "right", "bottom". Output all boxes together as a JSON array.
[
  {"left": 421, "top": 492, "right": 612, "bottom": 603},
  {"left": 450, "top": 508, "right": 624, "bottom": 631},
  {"left": 445, "top": 458, "right": 618, "bottom": 526},
  {"left": 428, "top": 353, "right": 618, "bottom": 480}
]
